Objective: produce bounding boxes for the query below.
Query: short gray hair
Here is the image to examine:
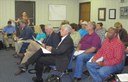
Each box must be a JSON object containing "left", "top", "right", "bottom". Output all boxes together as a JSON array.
[
  {"left": 61, "top": 24, "right": 72, "bottom": 33},
  {"left": 45, "top": 24, "right": 53, "bottom": 29},
  {"left": 89, "top": 21, "right": 96, "bottom": 30}
]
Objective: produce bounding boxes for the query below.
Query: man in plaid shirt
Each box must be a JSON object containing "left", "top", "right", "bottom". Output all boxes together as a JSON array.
[{"left": 87, "top": 27, "right": 125, "bottom": 82}]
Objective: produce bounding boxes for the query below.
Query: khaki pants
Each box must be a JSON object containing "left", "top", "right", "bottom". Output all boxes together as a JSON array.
[
  {"left": 3, "top": 33, "right": 16, "bottom": 48},
  {"left": 15, "top": 39, "right": 32, "bottom": 54},
  {"left": 21, "top": 40, "right": 41, "bottom": 64}
]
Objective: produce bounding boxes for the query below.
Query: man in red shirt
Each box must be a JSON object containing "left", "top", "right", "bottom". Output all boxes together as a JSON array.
[{"left": 86, "top": 27, "right": 125, "bottom": 82}]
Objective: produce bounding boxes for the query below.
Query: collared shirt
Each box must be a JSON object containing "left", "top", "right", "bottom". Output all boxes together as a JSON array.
[
  {"left": 94, "top": 37, "right": 125, "bottom": 66},
  {"left": 96, "top": 28, "right": 106, "bottom": 43},
  {"left": 2, "top": 25, "right": 16, "bottom": 34},
  {"left": 70, "top": 31, "right": 81, "bottom": 47},
  {"left": 57, "top": 35, "right": 68, "bottom": 47},
  {"left": 78, "top": 28, "right": 88, "bottom": 37},
  {"left": 79, "top": 32, "right": 101, "bottom": 51}
]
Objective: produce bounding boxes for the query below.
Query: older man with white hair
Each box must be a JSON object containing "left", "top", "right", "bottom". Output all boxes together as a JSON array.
[
  {"left": 32, "top": 24, "right": 74, "bottom": 82},
  {"left": 15, "top": 24, "right": 60, "bottom": 75}
]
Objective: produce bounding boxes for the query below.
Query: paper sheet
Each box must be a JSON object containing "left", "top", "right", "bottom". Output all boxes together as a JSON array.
[
  {"left": 89, "top": 56, "right": 104, "bottom": 62},
  {"left": 117, "top": 73, "right": 128, "bottom": 81},
  {"left": 32, "top": 36, "right": 42, "bottom": 45},
  {"left": 40, "top": 46, "right": 51, "bottom": 54},
  {"left": 74, "top": 50, "right": 85, "bottom": 56}
]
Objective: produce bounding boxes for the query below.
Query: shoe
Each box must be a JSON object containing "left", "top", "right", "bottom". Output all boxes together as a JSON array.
[
  {"left": 72, "top": 78, "right": 81, "bottom": 82},
  {"left": 83, "top": 70, "right": 90, "bottom": 76},
  {"left": 43, "top": 66, "right": 51, "bottom": 73},
  {"left": 14, "top": 68, "right": 26, "bottom": 76},
  {"left": 32, "top": 77, "right": 43, "bottom": 82},
  {"left": 18, "top": 63, "right": 26, "bottom": 68},
  {"left": 18, "top": 53, "right": 24, "bottom": 58}
]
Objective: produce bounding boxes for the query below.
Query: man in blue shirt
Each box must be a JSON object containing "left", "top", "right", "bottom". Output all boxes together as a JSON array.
[
  {"left": 78, "top": 21, "right": 88, "bottom": 37},
  {"left": 14, "top": 19, "right": 34, "bottom": 57},
  {"left": 2, "top": 21, "right": 16, "bottom": 49}
]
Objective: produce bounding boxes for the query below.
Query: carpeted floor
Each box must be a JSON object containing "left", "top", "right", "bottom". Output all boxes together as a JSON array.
[
  {"left": 0, "top": 49, "right": 91, "bottom": 82},
  {"left": 0, "top": 49, "right": 128, "bottom": 82}
]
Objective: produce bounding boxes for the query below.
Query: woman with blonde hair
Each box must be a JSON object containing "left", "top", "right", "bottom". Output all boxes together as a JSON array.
[{"left": 114, "top": 22, "right": 128, "bottom": 47}]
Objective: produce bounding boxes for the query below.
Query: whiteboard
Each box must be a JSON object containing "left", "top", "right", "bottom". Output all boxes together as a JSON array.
[{"left": 49, "top": 5, "right": 66, "bottom": 20}]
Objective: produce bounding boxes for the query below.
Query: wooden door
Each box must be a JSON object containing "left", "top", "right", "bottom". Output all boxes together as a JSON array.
[{"left": 79, "top": 2, "right": 91, "bottom": 22}]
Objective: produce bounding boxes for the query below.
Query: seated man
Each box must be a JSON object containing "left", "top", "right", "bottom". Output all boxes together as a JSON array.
[
  {"left": 14, "top": 20, "right": 34, "bottom": 56},
  {"left": 95, "top": 22, "right": 106, "bottom": 43},
  {"left": 15, "top": 24, "right": 60, "bottom": 75},
  {"left": 72, "top": 21, "right": 101, "bottom": 82},
  {"left": 2, "top": 21, "right": 16, "bottom": 49},
  {"left": 86, "top": 27, "right": 125, "bottom": 82},
  {"left": 78, "top": 21, "right": 88, "bottom": 38},
  {"left": 32, "top": 24, "right": 74, "bottom": 82}
]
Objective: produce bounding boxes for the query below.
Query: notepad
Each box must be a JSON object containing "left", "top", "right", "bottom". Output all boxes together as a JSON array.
[{"left": 74, "top": 50, "right": 85, "bottom": 56}]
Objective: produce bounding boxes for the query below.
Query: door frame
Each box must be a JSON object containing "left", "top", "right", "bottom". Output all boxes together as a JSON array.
[{"left": 15, "top": 1, "right": 36, "bottom": 26}]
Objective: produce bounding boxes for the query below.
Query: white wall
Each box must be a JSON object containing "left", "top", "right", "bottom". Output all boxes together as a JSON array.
[
  {"left": 78, "top": 0, "right": 128, "bottom": 30},
  {"left": 0, "top": 0, "right": 79, "bottom": 29},
  {"left": 36, "top": 0, "right": 79, "bottom": 27},
  {"left": 0, "top": 0, "right": 15, "bottom": 28}
]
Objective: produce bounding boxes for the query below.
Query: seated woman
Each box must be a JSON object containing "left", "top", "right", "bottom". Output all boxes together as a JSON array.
[
  {"left": 18, "top": 24, "right": 46, "bottom": 56},
  {"left": 70, "top": 23, "right": 81, "bottom": 47},
  {"left": 35, "top": 24, "right": 46, "bottom": 42},
  {"left": 114, "top": 22, "right": 128, "bottom": 48}
]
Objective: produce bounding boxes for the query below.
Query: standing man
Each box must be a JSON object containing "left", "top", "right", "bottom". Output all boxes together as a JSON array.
[
  {"left": 2, "top": 21, "right": 16, "bottom": 50},
  {"left": 86, "top": 27, "right": 125, "bottom": 82},
  {"left": 32, "top": 24, "right": 74, "bottom": 82}
]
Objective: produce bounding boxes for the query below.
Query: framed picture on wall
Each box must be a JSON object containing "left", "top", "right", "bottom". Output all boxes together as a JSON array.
[
  {"left": 120, "top": 6, "right": 128, "bottom": 19},
  {"left": 109, "top": 9, "right": 116, "bottom": 19},
  {"left": 98, "top": 8, "right": 106, "bottom": 21}
]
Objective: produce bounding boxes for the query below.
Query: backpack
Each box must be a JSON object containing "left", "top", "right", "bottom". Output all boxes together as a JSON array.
[{"left": 45, "top": 74, "right": 61, "bottom": 82}]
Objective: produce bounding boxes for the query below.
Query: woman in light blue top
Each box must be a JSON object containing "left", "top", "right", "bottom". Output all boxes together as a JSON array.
[{"left": 36, "top": 24, "right": 46, "bottom": 41}]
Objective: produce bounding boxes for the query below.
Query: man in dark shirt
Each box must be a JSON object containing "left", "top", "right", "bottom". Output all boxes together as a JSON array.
[
  {"left": 32, "top": 24, "right": 74, "bottom": 82},
  {"left": 14, "top": 20, "right": 34, "bottom": 58},
  {"left": 15, "top": 24, "right": 60, "bottom": 75}
]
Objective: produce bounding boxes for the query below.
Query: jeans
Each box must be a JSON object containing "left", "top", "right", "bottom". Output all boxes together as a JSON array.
[
  {"left": 74, "top": 53, "right": 94, "bottom": 78},
  {"left": 86, "top": 62, "right": 124, "bottom": 82},
  {"left": 68, "top": 54, "right": 75, "bottom": 69}
]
